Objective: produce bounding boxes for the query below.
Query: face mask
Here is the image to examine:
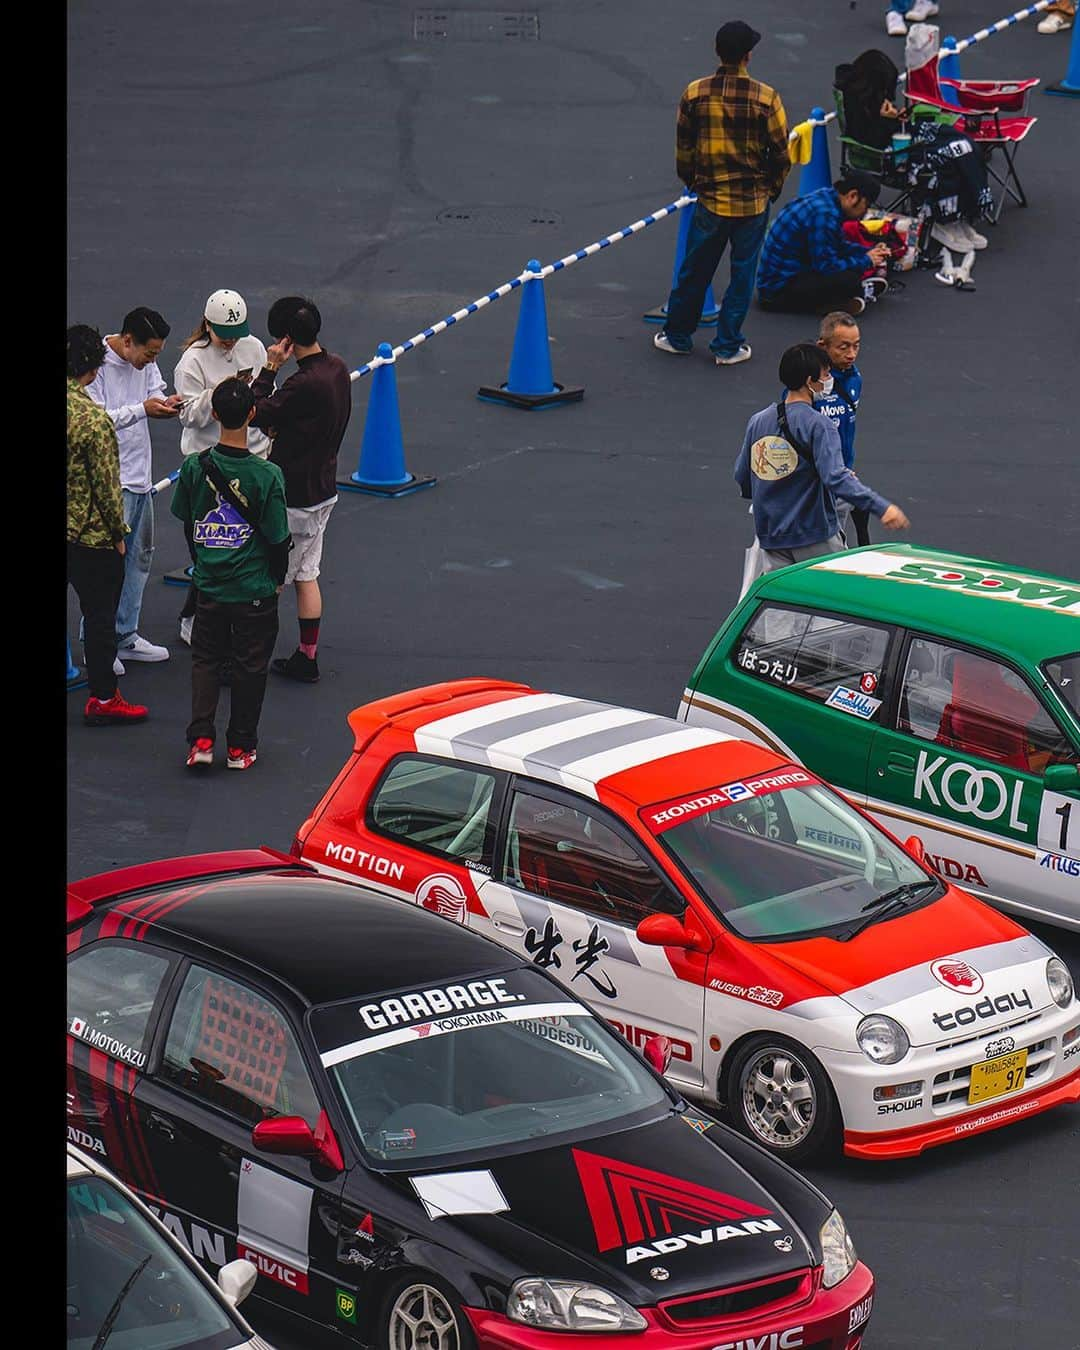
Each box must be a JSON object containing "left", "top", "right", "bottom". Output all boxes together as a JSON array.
[{"left": 813, "top": 375, "right": 834, "bottom": 399}]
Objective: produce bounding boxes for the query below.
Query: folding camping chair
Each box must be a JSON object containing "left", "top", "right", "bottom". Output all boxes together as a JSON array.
[{"left": 904, "top": 41, "right": 1037, "bottom": 223}]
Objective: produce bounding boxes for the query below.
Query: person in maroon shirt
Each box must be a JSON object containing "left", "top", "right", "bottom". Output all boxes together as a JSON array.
[{"left": 250, "top": 297, "right": 352, "bottom": 683}]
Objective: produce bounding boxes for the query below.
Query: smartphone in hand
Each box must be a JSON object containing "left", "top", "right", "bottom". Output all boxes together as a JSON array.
[{"left": 237, "top": 367, "right": 253, "bottom": 382}]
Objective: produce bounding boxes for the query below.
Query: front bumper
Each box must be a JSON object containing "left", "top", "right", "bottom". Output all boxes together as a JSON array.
[
  {"left": 465, "top": 1262, "right": 875, "bottom": 1350},
  {"left": 844, "top": 1064, "right": 1080, "bottom": 1159}
]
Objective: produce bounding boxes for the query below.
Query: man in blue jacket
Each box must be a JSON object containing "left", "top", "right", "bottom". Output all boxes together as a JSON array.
[
  {"left": 735, "top": 344, "right": 909, "bottom": 572},
  {"left": 815, "top": 310, "right": 869, "bottom": 546},
  {"left": 756, "top": 172, "right": 890, "bottom": 316}
]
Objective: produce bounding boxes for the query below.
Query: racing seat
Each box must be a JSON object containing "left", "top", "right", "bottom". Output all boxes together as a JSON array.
[
  {"left": 198, "top": 976, "right": 289, "bottom": 1116},
  {"left": 935, "top": 652, "right": 1035, "bottom": 772},
  {"left": 904, "top": 44, "right": 1037, "bottom": 222}
]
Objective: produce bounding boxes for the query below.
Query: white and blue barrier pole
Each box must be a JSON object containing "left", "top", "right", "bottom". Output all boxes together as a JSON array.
[
  {"left": 1047, "top": 13, "right": 1080, "bottom": 96},
  {"left": 938, "top": 0, "right": 1055, "bottom": 97},
  {"left": 148, "top": 470, "right": 194, "bottom": 587}
]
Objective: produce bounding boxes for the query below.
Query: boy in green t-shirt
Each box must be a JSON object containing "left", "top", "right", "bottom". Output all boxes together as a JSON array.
[{"left": 171, "top": 377, "right": 290, "bottom": 770}]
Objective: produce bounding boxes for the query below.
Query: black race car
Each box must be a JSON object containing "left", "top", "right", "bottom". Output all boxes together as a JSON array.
[{"left": 67, "top": 850, "right": 875, "bottom": 1350}]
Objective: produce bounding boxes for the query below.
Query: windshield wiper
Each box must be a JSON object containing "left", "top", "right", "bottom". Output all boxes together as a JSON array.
[
  {"left": 92, "top": 1255, "right": 151, "bottom": 1350},
  {"left": 836, "top": 881, "right": 940, "bottom": 942}
]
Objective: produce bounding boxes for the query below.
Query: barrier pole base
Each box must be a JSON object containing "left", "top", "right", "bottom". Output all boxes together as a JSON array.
[
  {"left": 476, "top": 381, "right": 584, "bottom": 410},
  {"left": 67, "top": 671, "right": 89, "bottom": 692},
  {"left": 1045, "top": 80, "right": 1080, "bottom": 98},
  {"left": 163, "top": 565, "right": 194, "bottom": 587},
  {"left": 336, "top": 473, "right": 437, "bottom": 498},
  {"left": 641, "top": 305, "right": 720, "bottom": 327}
]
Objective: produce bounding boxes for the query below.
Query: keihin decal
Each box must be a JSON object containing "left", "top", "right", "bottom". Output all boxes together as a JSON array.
[
  {"left": 646, "top": 770, "right": 814, "bottom": 832},
  {"left": 571, "top": 1149, "right": 779, "bottom": 1264},
  {"left": 411, "top": 1170, "right": 509, "bottom": 1221},
  {"left": 824, "top": 686, "right": 882, "bottom": 719},
  {"left": 69, "top": 1017, "right": 146, "bottom": 1069}
]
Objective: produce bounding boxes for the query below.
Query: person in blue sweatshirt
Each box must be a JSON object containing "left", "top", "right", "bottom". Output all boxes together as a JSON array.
[
  {"left": 735, "top": 343, "right": 909, "bottom": 572},
  {"left": 815, "top": 310, "right": 869, "bottom": 547}
]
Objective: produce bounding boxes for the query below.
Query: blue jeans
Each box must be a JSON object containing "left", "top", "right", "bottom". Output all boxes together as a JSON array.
[
  {"left": 663, "top": 203, "right": 771, "bottom": 357},
  {"left": 116, "top": 489, "right": 154, "bottom": 644}
]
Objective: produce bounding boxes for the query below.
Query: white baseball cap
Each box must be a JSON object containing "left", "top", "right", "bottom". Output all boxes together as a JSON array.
[{"left": 204, "top": 289, "right": 250, "bottom": 339}]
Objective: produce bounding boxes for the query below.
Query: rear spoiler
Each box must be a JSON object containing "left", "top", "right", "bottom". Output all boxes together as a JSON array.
[
  {"left": 346, "top": 678, "right": 533, "bottom": 753},
  {"left": 67, "top": 847, "right": 306, "bottom": 927}
]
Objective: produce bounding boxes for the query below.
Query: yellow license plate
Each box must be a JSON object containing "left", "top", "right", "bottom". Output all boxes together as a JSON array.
[{"left": 968, "top": 1048, "right": 1028, "bottom": 1105}]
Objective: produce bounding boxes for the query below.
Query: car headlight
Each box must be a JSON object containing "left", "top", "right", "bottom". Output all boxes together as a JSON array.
[
  {"left": 507, "top": 1279, "right": 647, "bottom": 1332},
  {"left": 820, "top": 1209, "right": 857, "bottom": 1290},
  {"left": 1047, "top": 957, "right": 1074, "bottom": 1009},
  {"left": 856, "top": 1014, "right": 910, "bottom": 1064}
]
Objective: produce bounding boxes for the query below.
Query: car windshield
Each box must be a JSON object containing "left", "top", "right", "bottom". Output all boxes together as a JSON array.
[
  {"left": 311, "top": 969, "right": 672, "bottom": 1170},
  {"left": 67, "top": 1173, "right": 246, "bottom": 1350},
  {"left": 644, "top": 768, "right": 937, "bottom": 940},
  {"left": 1043, "top": 652, "right": 1080, "bottom": 718}
]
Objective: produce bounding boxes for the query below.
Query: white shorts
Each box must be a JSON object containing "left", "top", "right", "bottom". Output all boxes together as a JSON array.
[{"left": 285, "top": 499, "right": 336, "bottom": 583}]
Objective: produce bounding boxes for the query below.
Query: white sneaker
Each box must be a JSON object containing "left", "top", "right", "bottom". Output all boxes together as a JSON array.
[
  {"left": 715, "top": 344, "right": 752, "bottom": 366},
  {"left": 113, "top": 656, "right": 125, "bottom": 677},
  {"left": 957, "top": 221, "right": 988, "bottom": 250},
  {"left": 653, "top": 331, "right": 691, "bottom": 355},
  {"left": 931, "top": 221, "right": 971, "bottom": 253},
  {"left": 905, "top": 0, "right": 939, "bottom": 20},
  {"left": 179, "top": 616, "right": 193, "bottom": 646},
  {"left": 1038, "top": 11, "right": 1072, "bottom": 32},
  {"left": 118, "top": 634, "right": 170, "bottom": 662},
  {"left": 886, "top": 10, "right": 908, "bottom": 36}
]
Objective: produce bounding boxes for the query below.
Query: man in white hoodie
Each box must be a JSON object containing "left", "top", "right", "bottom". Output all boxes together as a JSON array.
[{"left": 87, "top": 306, "right": 180, "bottom": 666}]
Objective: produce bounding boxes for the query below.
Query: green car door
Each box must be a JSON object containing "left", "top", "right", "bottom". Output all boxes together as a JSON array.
[
  {"left": 684, "top": 600, "right": 900, "bottom": 810},
  {"left": 865, "top": 633, "right": 1080, "bottom": 926}
]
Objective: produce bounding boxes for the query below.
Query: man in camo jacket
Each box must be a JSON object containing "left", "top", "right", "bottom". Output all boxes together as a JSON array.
[{"left": 67, "top": 324, "right": 148, "bottom": 726}]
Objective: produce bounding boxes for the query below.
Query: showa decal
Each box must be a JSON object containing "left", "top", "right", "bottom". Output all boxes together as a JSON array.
[
  {"left": 571, "top": 1150, "right": 781, "bottom": 1265},
  {"left": 824, "top": 686, "right": 881, "bottom": 719},
  {"left": 930, "top": 958, "right": 984, "bottom": 994},
  {"left": 859, "top": 671, "right": 879, "bottom": 695}
]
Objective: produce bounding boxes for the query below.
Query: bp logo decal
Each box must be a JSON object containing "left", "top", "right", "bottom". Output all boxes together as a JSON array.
[
  {"left": 416, "top": 873, "right": 468, "bottom": 923},
  {"left": 336, "top": 1289, "right": 358, "bottom": 1323},
  {"left": 930, "top": 958, "right": 984, "bottom": 994}
]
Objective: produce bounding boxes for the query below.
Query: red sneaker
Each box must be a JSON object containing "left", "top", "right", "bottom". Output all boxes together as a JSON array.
[
  {"left": 84, "top": 691, "right": 149, "bottom": 726},
  {"left": 226, "top": 746, "right": 257, "bottom": 771},
  {"left": 186, "top": 737, "right": 214, "bottom": 768}
]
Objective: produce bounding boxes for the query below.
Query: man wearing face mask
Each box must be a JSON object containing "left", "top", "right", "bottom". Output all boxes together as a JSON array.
[{"left": 735, "top": 343, "right": 909, "bottom": 574}]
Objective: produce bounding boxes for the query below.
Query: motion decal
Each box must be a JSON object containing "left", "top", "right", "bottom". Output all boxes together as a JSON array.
[{"left": 411, "top": 1169, "right": 509, "bottom": 1221}]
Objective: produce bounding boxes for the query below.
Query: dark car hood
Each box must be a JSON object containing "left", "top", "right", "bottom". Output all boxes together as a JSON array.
[{"left": 393, "top": 1111, "right": 825, "bottom": 1303}]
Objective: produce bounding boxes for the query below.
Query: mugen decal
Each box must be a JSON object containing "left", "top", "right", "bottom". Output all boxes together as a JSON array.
[{"left": 571, "top": 1150, "right": 780, "bottom": 1263}]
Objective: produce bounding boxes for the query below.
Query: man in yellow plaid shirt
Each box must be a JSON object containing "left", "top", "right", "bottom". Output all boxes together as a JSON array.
[{"left": 655, "top": 21, "right": 790, "bottom": 367}]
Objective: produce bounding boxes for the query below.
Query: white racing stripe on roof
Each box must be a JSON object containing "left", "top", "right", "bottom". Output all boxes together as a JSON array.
[
  {"left": 320, "top": 1000, "right": 585, "bottom": 1067},
  {"left": 557, "top": 726, "right": 734, "bottom": 788},
  {"left": 483, "top": 706, "right": 652, "bottom": 775},
  {"left": 809, "top": 550, "right": 906, "bottom": 578},
  {"left": 415, "top": 692, "right": 576, "bottom": 749}
]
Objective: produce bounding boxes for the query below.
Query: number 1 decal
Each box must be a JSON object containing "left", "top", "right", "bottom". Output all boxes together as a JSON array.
[{"left": 1038, "top": 789, "right": 1078, "bottom": 858}]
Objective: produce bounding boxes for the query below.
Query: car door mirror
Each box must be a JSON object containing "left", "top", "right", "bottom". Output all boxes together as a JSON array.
[
  {"left": 643, "top": 1034, "right": 673, "bottom": 1075},
  {"left": 1044, "top": 763, "right": 1080, "bottom": 791},
  {"left": 252, "top": 1108, "right": 344, "bottom": 1173},
  {"left": 636, "top": 912, "right": 711, "bottom": 953},
  {"left": 217, "top": 1258, "right": 258, "bottom": 1308},
  {"left": 904, "top": 834, "right": 926, "bottom": 862}
]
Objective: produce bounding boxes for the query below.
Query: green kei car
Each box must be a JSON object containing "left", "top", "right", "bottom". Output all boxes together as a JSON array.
[{"left": 679, "top": 545, "right": 1079, "bottom": 931}]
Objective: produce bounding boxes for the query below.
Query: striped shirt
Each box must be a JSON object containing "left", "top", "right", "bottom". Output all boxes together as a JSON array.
[{"left": 675, "top": 64, "right": 791, "bottom": 217}]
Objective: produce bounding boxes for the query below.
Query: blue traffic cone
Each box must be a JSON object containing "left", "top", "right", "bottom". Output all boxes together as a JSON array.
[
  {"left": 642, "top": 204, "right": 720, "bottom": 327},
  {"left": 478, "top": 262, "right": 584, "bottom": 409},
  {"left": 338, "top": 344, "right": 436, "bottom": 497},
  {"left": 938, "top": 38, "right": 963, "bottom": 106},
  {"left": 1046, "top": 19, "right": 1080, "bottom": 97},
  {"left": 797, "top": 108, "right": 833, "bottom": 196},
  {"left": 66, "top": 637, "right": 87, "bottom": 691},
  {"left": 164, "top": 562, "right": 194, "bottom": 586}
]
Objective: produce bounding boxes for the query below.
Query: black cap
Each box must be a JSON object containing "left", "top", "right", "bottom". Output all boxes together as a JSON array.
[{"left": 715, "top": 20, "right": 761, "bottom": 61}]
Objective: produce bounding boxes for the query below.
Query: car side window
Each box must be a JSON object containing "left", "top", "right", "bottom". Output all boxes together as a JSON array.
[
  {"left": 369, "top": 756, "right": 498, "bottom": 863},
  {"left": 67, "top": 944, "right": 172, "bottom": 1067},
  {"left": 734, "top": 605, "right": 891, "bottom": 720},
  {"left": 160, "top": 966, "right": 320, "bottom": 1128},
  {"left": 897, "top": 638, "right": 1078, "bottom": 772},
  {"left": 503, "top": 789, "right": 685, "bottom": 926}
]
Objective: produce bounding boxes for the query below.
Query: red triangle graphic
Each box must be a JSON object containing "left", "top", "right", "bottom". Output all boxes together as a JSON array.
[
  {"left": 572, "top": 1149, "right": 771, "bottom": 1252},
  {"left": 358, "top": 1213, "right": 374, "bottom": 1237}
]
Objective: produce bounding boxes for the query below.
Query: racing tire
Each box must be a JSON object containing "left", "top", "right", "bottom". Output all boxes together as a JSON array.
[
  {"left": 727, "top": 1034, "right": 839, "bottom": 1164},
  {"left": 380, "top": 1271, "right": 476, "bottom": 1350}
]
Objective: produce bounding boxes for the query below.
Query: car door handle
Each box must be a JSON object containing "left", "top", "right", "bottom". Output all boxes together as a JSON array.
[
  {"left": 880, "top": 752, "right": 915, "bottom": 777},
  {"left": 492, "top": 911, "right": 526, "bottom": 936},
  {"left": 146, "top": 1111, "right": 176, "bottom": 1143}
]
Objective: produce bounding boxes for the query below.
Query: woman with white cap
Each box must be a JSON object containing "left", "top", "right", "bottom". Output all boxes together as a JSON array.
[{"left": 172, "top": 290, "right": 272, "bottom": 643}]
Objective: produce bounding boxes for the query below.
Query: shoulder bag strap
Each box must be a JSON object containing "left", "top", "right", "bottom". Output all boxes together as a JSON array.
[{"left": 197, "top": 450, "right": 262, "bottom": 534}]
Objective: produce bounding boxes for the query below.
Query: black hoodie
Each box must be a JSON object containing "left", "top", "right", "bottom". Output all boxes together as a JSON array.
[{"left": 835, "top": 50, "right": 902, "bottom": 149}]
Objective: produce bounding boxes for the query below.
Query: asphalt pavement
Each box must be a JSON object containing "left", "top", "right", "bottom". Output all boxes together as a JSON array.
[{"left": 67, "top": 3, "right": 1080, "bottom": 1346}]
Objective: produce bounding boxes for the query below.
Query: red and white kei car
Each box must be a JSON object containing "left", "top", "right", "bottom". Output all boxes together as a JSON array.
[{"left": 294, "top": 680, "right": 1080, "bottom": 1162}]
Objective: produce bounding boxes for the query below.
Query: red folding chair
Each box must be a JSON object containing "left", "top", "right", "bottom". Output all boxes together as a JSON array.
[{"left": 904, "top": 54, "right": 1037, "bottom": 222}]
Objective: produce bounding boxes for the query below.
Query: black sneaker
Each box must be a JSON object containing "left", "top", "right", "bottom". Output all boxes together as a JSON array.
[{"left": 272, "top": 650, "right": 320, "bottom": 683}]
